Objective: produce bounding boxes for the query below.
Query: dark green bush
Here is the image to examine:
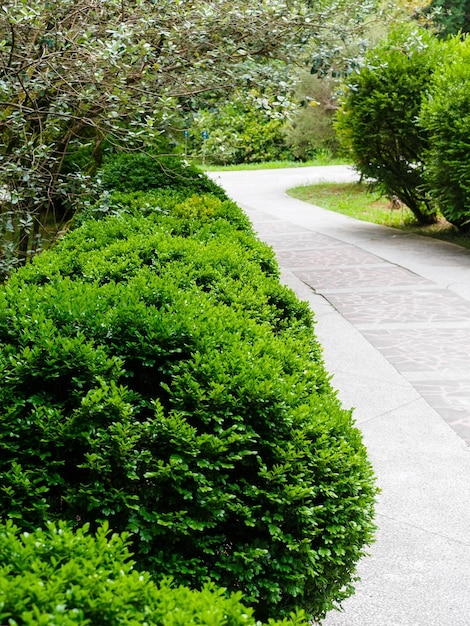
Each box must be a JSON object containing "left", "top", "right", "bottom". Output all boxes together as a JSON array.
[
  {"left": 0, "top": 192, "right": 376, "bottom": 622},
  {"left": 420, "top": 0, "right": 470, "bottom": 37},
  {"left": 419, "top": 36, "right": 470, "bottom": 229},
  {"left": 0, "top": 520, "right": 308, "bottom": 626},
  {"left": 336, "top": 24, "right": 441, "bottom": 224},
  {"left": 99, "top": 152, "right": 227, "bottom": 199}
]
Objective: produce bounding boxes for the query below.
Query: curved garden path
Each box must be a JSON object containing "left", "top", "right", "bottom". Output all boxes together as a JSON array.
[{"left": 210, "top": 166, "right": 470, "bottom": 626}]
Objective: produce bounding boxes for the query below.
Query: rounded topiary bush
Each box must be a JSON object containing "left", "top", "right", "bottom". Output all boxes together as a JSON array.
[
  {"left": 109, "top": 190, "right": 257, "bottom": 238},
  {"left": 0, "top": 195, "right": 376, "bottom": 622},
  {"left": 0, "top": 521, "right": 308, "bottom": 626},
  {"left": 99, "top": 152, "right": 227, "bottom": 199}
]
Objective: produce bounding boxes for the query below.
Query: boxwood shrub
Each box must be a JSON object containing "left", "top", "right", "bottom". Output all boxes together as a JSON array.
[
  {"left": 99, "top": 152, "right": 227, "bottom": 199},
  {"left": 0, "top": 189, "right": 377, "bottom": 622},
  {"left": 0, "top": 521, "right": 308, "bottom": 626}
]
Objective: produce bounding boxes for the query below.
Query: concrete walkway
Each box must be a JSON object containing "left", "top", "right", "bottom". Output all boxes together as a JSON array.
[{"left": 209, "top": 166, "right": 470, "bottom": 626}]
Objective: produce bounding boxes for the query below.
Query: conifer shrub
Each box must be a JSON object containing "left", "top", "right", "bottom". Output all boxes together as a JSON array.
[
  {"left": 336, "top": 25, "right": 441, "bottom": 224},
  {"left": 0, "top": 190, "right": 377, "bottom": 621},
  {"left": 419, "top": 37, "right": 470, "bottom": 230},
  {"left": 0, "top": 521, "right": 308, "bottom": 626}
]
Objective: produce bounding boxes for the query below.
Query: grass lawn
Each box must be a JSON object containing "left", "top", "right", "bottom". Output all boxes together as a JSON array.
[
  {"left": 201, "top": 156, "right": 349, "bottom": 171},
  {"left": 288, "top": 181, "right": 470, "bottom": 251}
]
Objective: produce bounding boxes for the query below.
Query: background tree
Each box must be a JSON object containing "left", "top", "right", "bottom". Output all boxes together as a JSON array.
[
  {"left": 286, "top": 0, "right": 426, "bottom": 162},
  {"left": 284, "top": 72, "right": 341, "bottom": 160},
  {"left": 182, "top": 0, "right": 409, "bottom": 167},
  {"left": 189, "top": 87, "right": 294, "bottom": 165}
]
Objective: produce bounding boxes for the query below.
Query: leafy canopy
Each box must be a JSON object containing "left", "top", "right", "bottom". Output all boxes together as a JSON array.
[{"left": 0, "top": 0, "right": 310, "bottom": 273}]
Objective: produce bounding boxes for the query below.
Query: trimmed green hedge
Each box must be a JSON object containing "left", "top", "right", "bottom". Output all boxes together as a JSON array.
[
  {"left": 0, "top": 185, "right": 376, "bottom": 621},
  {"left": 99, "top": 153, "right": 227, "bottom": 199},
  {"left": 0, "top": 521, "right": 308, "bottom": 625}
]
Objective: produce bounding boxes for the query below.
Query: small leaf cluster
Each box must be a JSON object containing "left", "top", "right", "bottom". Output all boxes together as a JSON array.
[
  {"left": 420, "top": 0, "right": 470, "bottom": 37},
  {"left": 0, "top": 179, "right": 377, "bottom": 621},
  {"left": 0, "top": 520, "right": 308, "bottom": 626}
]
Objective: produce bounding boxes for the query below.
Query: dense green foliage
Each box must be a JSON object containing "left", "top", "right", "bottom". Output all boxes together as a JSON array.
[
  {"left": 0, "top": 520, "right": 308, "bottom": 626},
  {"left": 336, "top": 25, "right": 441, "bottom": 224},
  {"left": 189, "top": 92, "right": 293, "bottom": 165},
  {"left": 0, "top": 177, "right": 376, "bottom": 621},
  {"left": 0, "top": 0, "right": 417, "bottom": 274},
  {"left": 284, "top": 73, "right": 341, "bottom": 160},
  {"left": 99, "top": 153, "right": 227, "bottom": 198},
  {"left": 419, "top": 37, "right": 470, "bottom": 229},
  {"left": 337, "top": 24, "right": 470, "bottom": 230}
]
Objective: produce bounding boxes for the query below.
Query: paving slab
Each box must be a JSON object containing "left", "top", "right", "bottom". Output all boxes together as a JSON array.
[{"left": 210, "top": 166, "right": 470, "bottom": 626}]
